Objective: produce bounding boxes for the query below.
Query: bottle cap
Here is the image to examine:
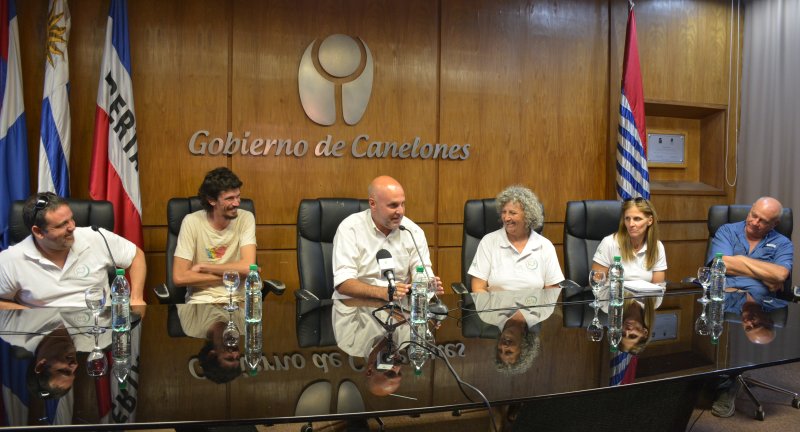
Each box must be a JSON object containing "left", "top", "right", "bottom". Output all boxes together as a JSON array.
[
  {"left": 610, "top": 345, "right": 619, "bottom": 353},
  {"left": 613, "top": 256, "right": 621, "bottom": 262},
  {"left": 118, "top": 381, "right": 127, "bottom": 391},
  {"left": 416, "top": 265, "right": 424, "bottom": 272},
  {"left": 711, "top": 337, "right": 719, "bottom": 345},
  {"left": 249, "top": 264, "right": 258, "bottom": 271},
  {"left": 249, "top": 369, "right": 258, "bottom": 377},
  {"left": 715, "top": 252, "right": 723, "bottom": 258},
  {"left": 414, "top": 367, "right": 422, "bottom": 376},
  {"left": 115, "top": 268, "right": 125, "bottom": 276}
]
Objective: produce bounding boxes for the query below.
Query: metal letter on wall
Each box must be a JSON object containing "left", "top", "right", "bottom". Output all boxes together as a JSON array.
[{"left": 298, "top": 34, "right": 374, "bottom": 126}]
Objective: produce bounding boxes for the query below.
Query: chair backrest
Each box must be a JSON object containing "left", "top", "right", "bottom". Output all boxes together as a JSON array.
[
  {"left": 296, "top": 198, "right": 370, "bottom": 300},
  {"left": 707, "top": 204, "right": 793, "bottom": 299},
  {"left": 563, "top": 200, "right": 622, "bottom": 290},
  {"left": 296, "top": 198, "right": 369, "bottom": 347},
  {"left": 460, "top": 198, "right": 544, "bottom": 291},
  {"left": 164, "top": 197, "right": 256, "bottom": 304},
  {"left": 707, "top": 205, "right": 793, "bottom": 252},
  {"left": 8, "top": 199, "right": 115, "bottom": 246}
]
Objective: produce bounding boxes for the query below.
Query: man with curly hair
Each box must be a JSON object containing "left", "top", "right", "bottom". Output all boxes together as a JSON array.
[{"left": 173, "top": 167, "right": 256, "bottom": 303}]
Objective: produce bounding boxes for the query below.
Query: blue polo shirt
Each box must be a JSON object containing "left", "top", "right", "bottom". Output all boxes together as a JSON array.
[{"left": 707, "top": 221, "right": 794, "bottom": 295}]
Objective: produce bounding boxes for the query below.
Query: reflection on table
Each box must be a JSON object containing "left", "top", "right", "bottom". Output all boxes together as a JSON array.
[{"left": 1, "top": 289, "right": 799, "bottom": 429}]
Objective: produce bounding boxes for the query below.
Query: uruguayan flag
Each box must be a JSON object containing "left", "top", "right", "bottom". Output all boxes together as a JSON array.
[{"left": 37, "top": 0, "right": 71, "bottom": 197}]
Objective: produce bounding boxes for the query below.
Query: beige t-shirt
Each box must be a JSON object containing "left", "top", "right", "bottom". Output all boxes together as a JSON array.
[{"left": 174, "top": 209, "right": 257, "bottom": 303}]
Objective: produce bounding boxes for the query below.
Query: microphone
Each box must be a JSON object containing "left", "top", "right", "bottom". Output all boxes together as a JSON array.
[
  {"left": 376, "top": 249, "right": 396, "bottom": 302},
  {"left": 92, "top": 225, "right": 118, "bottom": 269},
  {"left": 399, "top": 225, "right": 439, "bottom": 302}
]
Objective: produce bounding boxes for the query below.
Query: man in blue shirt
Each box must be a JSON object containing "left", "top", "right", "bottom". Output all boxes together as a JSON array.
[{"left": 710, "top": 196, "right": 794, "bottom": 418}]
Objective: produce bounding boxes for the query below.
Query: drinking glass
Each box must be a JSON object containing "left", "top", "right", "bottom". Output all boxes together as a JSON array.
[
  {"left": 696, "top": 267, "right": 711, "bottom": 304},
  {"left": 86, "top": 334, "right": 108, "bottom": 377},
  {"left": 223, "top": 271, "right": 241, "bottom": 312},
  {"left": 587, "top": 317, "right": 604, "bottom": 342},
  {"left": 695, "top": 302, "right": 711, "bottom": 336},
  {"left": 84, "top": 284, "right": 108, "bottom": 334},
  {"left": 223, "top": 315, "right": 240, "bottom": 348},
  {"left": 588, "top": 270, "right": 607, "bottom": 308}
]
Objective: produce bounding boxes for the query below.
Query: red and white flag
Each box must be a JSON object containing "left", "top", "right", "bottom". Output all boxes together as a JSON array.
[{"left": 89, "top": 0, "right": 142, "bottom": 248}]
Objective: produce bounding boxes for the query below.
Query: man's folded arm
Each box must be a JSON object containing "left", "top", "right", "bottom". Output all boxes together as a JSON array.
[
  {"left": 723, "top": 255, "right": 789, "bottom": 284},
  {"left": 172, "top": 256, "right": 222, "bottom": 287}
]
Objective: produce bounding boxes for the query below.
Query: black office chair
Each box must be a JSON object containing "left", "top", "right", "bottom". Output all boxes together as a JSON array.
[
  {"left": 707, "top": 204, "right": 797, "bottom": 420},
  {"left": 295, "top": 198, "right": 369, "bottom": 347},
  {"left": 154, "top": 197, "right": 284, "bottom": 304},
  {"left": 562, "top": 200, "right": 622, "bottom": 327},
  {"left": 8, "top": 198, "right": 115, "bottom": 245},
  {"left": 451, "top": 199, "right": 544, "bottom": 338}
]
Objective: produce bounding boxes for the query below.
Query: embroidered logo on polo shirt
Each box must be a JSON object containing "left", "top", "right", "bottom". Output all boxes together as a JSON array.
[
  {"left": 74, "top": 265, "right": 90, "bottom": 278},
  {"left": 75, "top": 312, "right": 91, "bottom": 325},
  {"left": 526, "top": 259, "right": 538, "bottom": 270}
]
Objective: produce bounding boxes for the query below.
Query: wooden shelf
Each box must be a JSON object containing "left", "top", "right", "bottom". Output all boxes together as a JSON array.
[
  {"left": 645, "top": 99, "right": 727, "bottom": 119},
  {"left": 650, "top": 180, "right": 725, "bottom": 196},
  {"left": 644, "top": 99, "right": 728, "bottom": 193}
]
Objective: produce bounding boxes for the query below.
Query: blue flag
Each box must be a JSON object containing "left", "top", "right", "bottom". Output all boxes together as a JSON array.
[{"left": 0, "top": 0, "right": 29, "bottom": 250}]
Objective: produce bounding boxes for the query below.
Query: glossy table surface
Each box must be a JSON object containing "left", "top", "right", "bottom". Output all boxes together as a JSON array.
[{"left": 1, "top": 286, "right": 798, "bottom": 430}]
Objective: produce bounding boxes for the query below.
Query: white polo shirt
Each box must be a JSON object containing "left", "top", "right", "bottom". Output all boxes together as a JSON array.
[
  {"left": 473, "top": 288, "right": 561, "bottom": 329},
  {"left": 0, "top": 308, "right": 109, "bottom": 353},
  {"left": 332, "top": 209, "right": 432, "bottom": 300},
  {"left": 0, "top": 227, "right": 136, "bottom": 308},
  {"left": 468, "top": 228, "right": 564, "bottom": 292},
  {"left": 332, "top": 299, "right": 410, "bottom": 358},
  {"left": 592, "top": 233, "right": 667, "bottom": 282}
]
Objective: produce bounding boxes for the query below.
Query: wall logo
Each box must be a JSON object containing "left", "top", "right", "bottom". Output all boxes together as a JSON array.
[{"left": 298, "top": 34, "right": 373, "bottom": 126}]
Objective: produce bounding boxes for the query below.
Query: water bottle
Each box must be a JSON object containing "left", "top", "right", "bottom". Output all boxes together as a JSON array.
[
  {"left": 708, "top": 298, "right": 724, "bottom": 344},
  {"left": 609, "top": 256, "right": 625, "bottom": 307},
  {"left": 245, "top": 321, "right": 262, "bottom": 375},
  {"left": 608, "top": 303, "right": 624, "bottom": 352},
  {"left": 410, "top": 266, "right": 429, "bottom": 324},
  {"left": 111, "top": 268, "right": 131, "bottom": 332},
  {"left": 709, "top": 253, "right": 726, "bottom": 302},
  {"left": 408, "top": 321, "right": 428, "bottom": 375},
  {"left": 112, "top": 330, "right": 131, "bottom": 389},
  {"left": 244, "top": 264, "right": 262, "bottom": 323}
]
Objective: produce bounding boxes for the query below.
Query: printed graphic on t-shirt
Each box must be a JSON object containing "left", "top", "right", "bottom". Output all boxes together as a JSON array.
[{"left": 204, "top": 245, "right": 229, "bottom": 260}]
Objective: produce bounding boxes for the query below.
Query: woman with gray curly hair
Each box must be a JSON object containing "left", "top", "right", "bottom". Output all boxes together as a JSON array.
[{"left": 468, "top": 185, "right": 563, "bottom": 292}]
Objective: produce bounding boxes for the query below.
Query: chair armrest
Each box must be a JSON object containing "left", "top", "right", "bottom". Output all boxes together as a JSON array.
[
  {"left": 153, "top": 283, "right": 171, "bottom": 304},
  {"left": 294, "top": 289, "right": 334, "bottom": 315},
  {"left": 264, "top": 279, "right": 286, "bottom": 296},
  {"left": 559, "top": 279, "right": 586, "bottom": 299},
  {"left": 451, "top": 282, "right": 468, "bottom": 295}
]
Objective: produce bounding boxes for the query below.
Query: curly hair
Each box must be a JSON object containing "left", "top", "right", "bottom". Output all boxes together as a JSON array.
[
  {"left": 198, "top": 167, "right": 243, "bottom": 212},
  {"left": 494, "top": 329, "right": 540, "bottom": 376},
  {"left": 495, "top": 185, "right": 544, "bottom": 232},
  {"left": 197, "top": 340, "right": 241, "bottom": 384}
]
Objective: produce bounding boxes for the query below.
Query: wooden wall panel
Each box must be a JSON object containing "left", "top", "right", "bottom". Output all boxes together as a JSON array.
[
  {"left": 13, "top": 0, "right": 742, "bottom": 301},
  {"left": 439, "top": 0, "right": 610, "bottom": 224},
  {"left": 634, "top": 1, "right": 733, "bottom": 105},
  {"left": 231, "top": 0, "right": 439, "bottom": 225},
  {"left": 129, "top": 0, "right": 232, "bottom": 225}
]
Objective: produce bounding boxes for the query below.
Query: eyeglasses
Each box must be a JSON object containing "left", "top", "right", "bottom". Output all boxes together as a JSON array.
[{"left": 32, "top": 195, "right": 50, "bottom": 224}]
